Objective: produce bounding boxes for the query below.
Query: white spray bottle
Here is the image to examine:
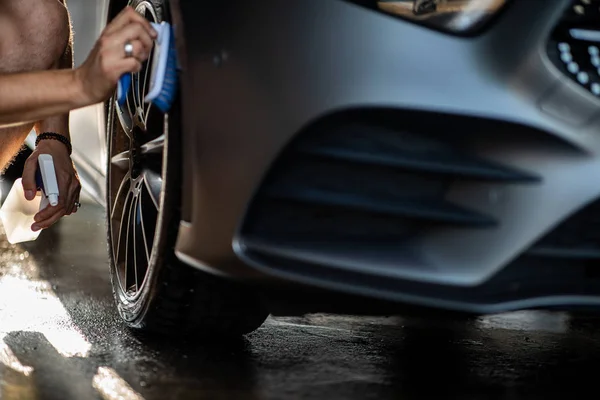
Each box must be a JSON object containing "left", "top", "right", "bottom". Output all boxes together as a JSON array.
[{"left": 0, "top": 154, "right": 59, "bottom": 244}]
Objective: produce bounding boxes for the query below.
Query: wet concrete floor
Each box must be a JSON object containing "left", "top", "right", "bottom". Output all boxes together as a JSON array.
[{"left": 0, "top": 202, "right": 599, "bottom": 399}]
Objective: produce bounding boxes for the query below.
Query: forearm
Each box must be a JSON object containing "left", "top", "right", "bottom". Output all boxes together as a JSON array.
[
  {"left": 0, "top": 0, "right": 84, "bottom": 129},
  {"left": 0, "top": 69, "right": 88, "bottom": 128}
]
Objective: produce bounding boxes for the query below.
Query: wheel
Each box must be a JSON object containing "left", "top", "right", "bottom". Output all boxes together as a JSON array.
[{"left": 105, "top": 0, "right": 269, "bottom": 337}]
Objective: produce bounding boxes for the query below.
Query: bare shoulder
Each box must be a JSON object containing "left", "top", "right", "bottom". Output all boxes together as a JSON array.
[{"left": 0, "top": 0, "right": 68, "bottom": 14}]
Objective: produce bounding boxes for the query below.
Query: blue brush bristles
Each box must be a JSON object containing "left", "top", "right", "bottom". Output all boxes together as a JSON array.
[
  {"left": 115, "top": 21, "right": 178, "bottom": 113},
  {"left": 151, "top": 23, "right": 178, "bottom": 113}
]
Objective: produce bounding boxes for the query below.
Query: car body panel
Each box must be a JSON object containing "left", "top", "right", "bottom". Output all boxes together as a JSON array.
[
  {"left": 171, "top": 0, "right": 598, "bottom": 275},
  {"left": 77, "top": 0, "right": 600, "bottom": 313}
]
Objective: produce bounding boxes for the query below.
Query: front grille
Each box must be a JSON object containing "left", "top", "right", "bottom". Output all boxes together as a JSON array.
[{"left": 240, "top": 114, "right": 538, "bottom": 248}]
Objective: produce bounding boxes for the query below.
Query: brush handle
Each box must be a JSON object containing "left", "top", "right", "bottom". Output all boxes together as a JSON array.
[{"left": 117, "top": 74, "right": 132, "bottom": 106}]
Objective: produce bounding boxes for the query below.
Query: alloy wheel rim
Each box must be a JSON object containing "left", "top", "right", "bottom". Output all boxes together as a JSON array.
[{"left": 109, "top": 2, "right": 165, "bottom": 301}]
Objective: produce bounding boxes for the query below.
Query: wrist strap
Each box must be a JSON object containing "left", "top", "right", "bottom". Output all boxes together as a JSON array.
[{"left": 36, "top": 132, "right": 72, "bottom": 155}]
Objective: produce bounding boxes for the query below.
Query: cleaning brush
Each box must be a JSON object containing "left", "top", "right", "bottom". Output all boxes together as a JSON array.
[
  {"left": 144, "top": 22, "right": 178, "bottom": 113},
  {"left": 116, "top": 73, "right": 132, "bottom": 107},
  {"left": 116, "top": 21, "right": 178, "bottom": 113}
]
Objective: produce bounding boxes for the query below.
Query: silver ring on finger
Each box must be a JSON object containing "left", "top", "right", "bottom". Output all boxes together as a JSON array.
[{"left": 124, "top": 41, "right": 134, "bottom": 58}]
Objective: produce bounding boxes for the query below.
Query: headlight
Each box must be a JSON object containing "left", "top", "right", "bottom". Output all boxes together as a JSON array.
[{"left": 376, "top": 0, "right": 508, "bottom": 34}]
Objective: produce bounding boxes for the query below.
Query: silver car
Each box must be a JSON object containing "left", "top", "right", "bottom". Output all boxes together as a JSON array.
[{"left": 65, "top": 0, "right": 600, "bottom": 337}]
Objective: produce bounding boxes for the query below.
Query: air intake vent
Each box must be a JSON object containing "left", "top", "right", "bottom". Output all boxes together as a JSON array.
[
  {"left": 294, "top": 125, "right": 538, "bottom": 182},
  {"left": 240, "top": 118, "right": 539, "bottom": 247},
  {"left": 526, "top": 199, "right": 600, "bottom": 261}
]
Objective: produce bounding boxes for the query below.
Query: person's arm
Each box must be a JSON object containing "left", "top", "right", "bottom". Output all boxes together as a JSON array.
[
  {"left": 0, "top": 69, "right": 87, "bottom": 128},
  {"left": 29, "top": 0, "right": 79, "bottom": 220},
  {"left": 15, "top": 6, "right": 156, "bottom": 231},
  {"left": 0, "top": 6, "right": 155, "bottom": 128}
]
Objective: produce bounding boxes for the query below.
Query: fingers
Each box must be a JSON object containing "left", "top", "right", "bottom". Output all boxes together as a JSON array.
[
  {"left": 21, "top": 155, "right": 39, "bottom": 201},
  {"left": 104, "top": 6, "right": 156, "bottom": 40},
  {"left": 31, "top": 158, "right": 81, "bottom": 230},
  {"left": 116, "top": 23, "right": 155, "bottom": 56},
  {"left": 77, "top": 6, "right": 158, "bottom": 105},
  {"left": 32, "top": 204, "right": 62, "bottom": 230},
  {"left": 125, "top": 40, "right": 148, "bottom": 63},
  {"left": 101, "top": 24, "right": 153, "bottom": 63},
  {"left": 70, "top": 195, "right": 80, "bottom": 215},
  {"left": 78, "top": 6, "right": 156, "bottom": 102},
  {"left": 62, "top": 183, "right": 75, "bottom": 216},
  {"left": 33, "top": 180, "right": 69, "bottom": 229},
  {"left": 32, "top": 180, "right": 80, "bottom": 230},
  {"left": 64, "top": 184, "right": 75, "bottom": 215},
  {"left": 116, "top": 58, "right": 143, "bottom": 76},
  {"left": 65, "top": 180, "right": 81, "bottom": 215},
  {"left": 32, "top": 206, "right": 64, "bottom": 232},
  {"left": 100, "top": 16, "right": 155, "bottom": 75}
]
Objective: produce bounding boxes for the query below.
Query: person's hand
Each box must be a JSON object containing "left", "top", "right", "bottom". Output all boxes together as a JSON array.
[
  {"left": 21, "top": 139, "right": 81, "bottom": 232},
  {"left": 74, "top": 6, "right": 157, "bottom": 104}
]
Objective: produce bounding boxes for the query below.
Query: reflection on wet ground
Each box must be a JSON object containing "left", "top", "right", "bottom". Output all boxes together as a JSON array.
[{"left": 0, "top": 203, "right": 598, "bottom": 399}]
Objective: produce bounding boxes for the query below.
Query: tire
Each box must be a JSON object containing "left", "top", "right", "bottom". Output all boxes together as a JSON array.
[{"left": 105, "top": 0, "right": 269, "bottom": 337}]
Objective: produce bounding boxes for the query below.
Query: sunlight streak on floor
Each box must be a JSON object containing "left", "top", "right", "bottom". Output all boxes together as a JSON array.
[
  {"left": 0, "top": 246, "right": 93, "bottom": 378},
  {"left": 478, "top": 311, "right": 571, "bottom": 333},
  {"left": 0, "top": 217, "right": 147, "bottom": 399},
  {"left": 0, "top": 274, "right": 92, "bottom": 358},
  {"left": 93, "top": 367, "right": 144, "bottom": 400},
  {"left": 0, "top": 340, "right": 34, "bottom": 377}
]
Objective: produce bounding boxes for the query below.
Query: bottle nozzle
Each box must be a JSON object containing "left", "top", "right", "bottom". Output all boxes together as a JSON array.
[{"left": 48, "top": 194, "right": 58, "bottom": 207}]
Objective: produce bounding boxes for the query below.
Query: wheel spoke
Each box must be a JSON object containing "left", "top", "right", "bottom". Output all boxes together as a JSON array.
[
  {"left": 140, "top": 134, "right": 165, "bottom": 155},
  {"left": 138, "top": 191, "right": 152, "bottom": 263},
  {"left": 125, "top": 79, "right": 137, "bottom": 139},
  {"left": 110, "top": 173, "right": 131, "bottom": 221},
  {"left": 144, "top": 104, "right": 154, "bottom": 128},
  {"left": 141, "top": 45, "right": 154, "bottom": 113},
  {"left": 124, "top": 190, "right": 136, "bottom": 291},
  {"left": 133, "top": 72, "right": 142, "bottom": 116},
  {"left": 142, "top": 168, "right": 162, "bottom": 210},
  {"left": 133, "top": 192, "right": 150, "bottom": 286},
  {"left": 116, "top": 96, "right": 134, "bottom": 139},
  {"left": 132, "top": 194, "right": 141, "bottom": 290},
  {"left": 140, "top": 178, "right": 158, "bottom": 258},
  {"left": 111, "top": 150, "right": 130, "bottom": 171},
  {"left": 114, "top": 189, "right": 132, "bottom": 281}
]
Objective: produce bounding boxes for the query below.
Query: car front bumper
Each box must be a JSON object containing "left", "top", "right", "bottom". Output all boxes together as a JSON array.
[{"left": 170, "top": 0, "right": 600, "bottom": 313}]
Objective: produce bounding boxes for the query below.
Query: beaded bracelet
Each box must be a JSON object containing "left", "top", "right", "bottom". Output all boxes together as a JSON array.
[{"left": 35, "top": 132, "right": 72, "bottom": 155}]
